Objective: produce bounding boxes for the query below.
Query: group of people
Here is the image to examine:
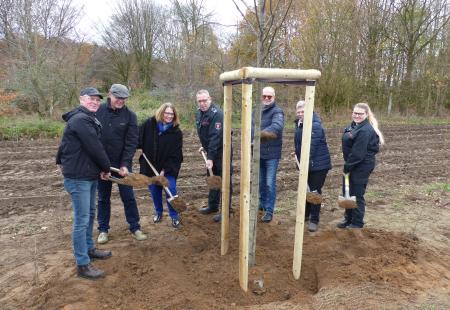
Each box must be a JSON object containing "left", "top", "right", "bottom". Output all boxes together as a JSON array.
[{"left": 56, "top": 83, "right": 383, "bottom": 280}]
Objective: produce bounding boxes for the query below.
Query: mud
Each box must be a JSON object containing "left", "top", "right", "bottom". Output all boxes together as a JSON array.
[{"left": 1, "top": 124, "right": 450, "bottom": 309}]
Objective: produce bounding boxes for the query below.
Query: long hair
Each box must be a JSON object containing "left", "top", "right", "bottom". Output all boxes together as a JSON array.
[
  {"left": 354, "top": 103, "right": 385, "bottom": 145},
  {"left": 154, "top": 102, "right": 180, "bottom": 127}
]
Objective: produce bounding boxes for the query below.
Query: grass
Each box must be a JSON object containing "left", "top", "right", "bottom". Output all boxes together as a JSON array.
[
  {"left": 0, "top": 116, "right": 64, "bottom": 140},
  {"left": 425, "top": 181, "right": 450, "bottom": 194}
]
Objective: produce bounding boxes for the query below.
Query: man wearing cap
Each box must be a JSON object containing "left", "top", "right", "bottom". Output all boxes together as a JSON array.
[
  {"left": 95, "top": 84, "right": 147, "bottom": 243},
  {"left": 56, "top": 87, "right": 113, "bottom": 280}
]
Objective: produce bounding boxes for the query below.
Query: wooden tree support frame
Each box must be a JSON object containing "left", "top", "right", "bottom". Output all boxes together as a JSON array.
[{"left": 219, "top": 67, "right": 321, "bottom": 292}]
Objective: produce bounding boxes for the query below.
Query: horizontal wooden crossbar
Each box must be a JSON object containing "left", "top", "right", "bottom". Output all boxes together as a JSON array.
[{"left": 220, "top": 67, "right": 321, "bottom": 82}]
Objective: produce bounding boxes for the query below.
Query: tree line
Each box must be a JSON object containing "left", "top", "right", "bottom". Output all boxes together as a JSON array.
[{"left": 0, "top": 0, "right": 448, "bottom": 117}]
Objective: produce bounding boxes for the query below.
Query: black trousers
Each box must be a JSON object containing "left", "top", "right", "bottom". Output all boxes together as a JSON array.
[
  {"left": 343, "top": 181, "right": 368, "bottom": 227},
  {"left": 305, "top": 169, "right": 329, "bottom": 223}
]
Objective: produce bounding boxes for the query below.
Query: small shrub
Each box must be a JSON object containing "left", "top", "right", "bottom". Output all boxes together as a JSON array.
[{"left": 0, "top": 116, "right": 64, "bottom": 140}]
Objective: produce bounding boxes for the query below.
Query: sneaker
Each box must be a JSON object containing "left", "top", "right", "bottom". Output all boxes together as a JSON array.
[
  {"left": 261, "top": 212, "right": 273, "bottom": 223},
  {"left": 336, "top": 220, "right": 351, "bottom": 229},
  {"left": 97, "top": 232, "right": 108, "bottom": 244},
  {"left": 77, "top": 263, "right": 105, "bottom": 280},
  {"left": 172, "top": 218, "right": 181, "bottom": 228},
  {"left": 153, "top": 214, "right": 162, "bottom": 223},
  {"left": 308, "top": 222, "right": 318, "bottom": 232},
  {"left": 132, "top": 230, "right": 148, "bottom": 241}
]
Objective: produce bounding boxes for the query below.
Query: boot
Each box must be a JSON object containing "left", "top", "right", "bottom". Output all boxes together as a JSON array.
[
  {"left": 77, "top": 264, "right": 105, "bottom": 280},
  {"left": 88, "top": 248, "right": 112, "bottom": 260},
  {"left": 213, "top": 208, "right": 234, "bottom": 222},
  {"left": 261, "top": 212, "right": 273, "bottom": 223},
  {"left": 336, "top": 220, "right": 351, "bottom": 229},
  {"left": 199, "top": 206, "right": 218, "bottom": 215}
]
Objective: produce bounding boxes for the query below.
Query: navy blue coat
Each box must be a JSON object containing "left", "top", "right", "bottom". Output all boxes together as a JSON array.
[
  {"left": 260, "top": 102, "right": 284, "bottom": 160},
  {"left": 96, "top": 99, "right": 138, "bottom": 169},
  {"left": 195, "top": 104, "right": 223, "bottom": 161},
  {"left": 295, "top": 112, "right": 332, "bottom": 172},
  {"left": 56, "top": 106, "right": 110, "bottom": 180},
  {"left": 342, "top": 119, "right": 380, "bottom": 184}
]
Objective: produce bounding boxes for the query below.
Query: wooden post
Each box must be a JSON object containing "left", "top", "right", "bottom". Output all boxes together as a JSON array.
[
  {"left": 221, "top": 84, "right": 232, "bottom": 255},
  {"left": 239, "top": 82, "right": 252, "bottom": 292},
  {"left": 292, "top": 85, "right": 315, "bottom": 280}
]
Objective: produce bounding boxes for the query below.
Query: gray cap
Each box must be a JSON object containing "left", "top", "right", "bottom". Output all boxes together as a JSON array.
[
  {"left": 80, "top": 87, "right": 103, "bottom": 99},
  {"left": 110, "top": 84, "right": 130, "bottom": 98}
]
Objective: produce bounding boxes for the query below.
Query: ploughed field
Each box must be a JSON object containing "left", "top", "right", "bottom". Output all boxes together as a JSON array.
[{"left": 1, "top": 124, "right": 449, "bottom": 309}]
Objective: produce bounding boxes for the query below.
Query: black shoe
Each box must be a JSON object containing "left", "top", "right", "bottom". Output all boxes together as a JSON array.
[
  {"left": 347, "top": 224, "right": 362, "bottom": 229},
  {"left": 88, "top": 248, "right": 112, "bottom": 260},
  {"left": 77, "top": 263, "right": 105, "bottom": 280},
  {"left": 199, "top": 206, "right": 218, "bottom": 215},
  {"left": 153, "top": 214, "right": 162, "bottom": 223},
  {"left": 172, "top": 218, "right": 181, "bottom": 228},
  {"left": 261, "top": 212, "right": 273, "bottom": 223},
  {"left": 337, "top": 220, "right": 351, "bottom": 229},
  {"left": 213, "top": 209, "right": 234, "bottom": 222}
]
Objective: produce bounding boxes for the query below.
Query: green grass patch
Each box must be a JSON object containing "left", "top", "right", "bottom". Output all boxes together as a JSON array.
[
  {"left": 425, "top": 182, "right": 450, "bottom": 194},
  {"left": 0, "top": 116, "right": 64, "bottom": 140}
]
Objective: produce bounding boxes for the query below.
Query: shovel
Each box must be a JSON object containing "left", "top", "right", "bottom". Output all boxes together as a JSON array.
[
  {"left": 109, "top": 167, "right": 153, "bottom": 188},
  {"left": 292, "top": 152, "right": 323, "bottom": 204},
  {"left": 199, "top": 147, "right": 222, "bottom": 190},
  {"left": 338, "top": 173, "right": 357, "bottom": 209},
  {"left": 141, "top": 153, "right": 187, "bottom": 213}
]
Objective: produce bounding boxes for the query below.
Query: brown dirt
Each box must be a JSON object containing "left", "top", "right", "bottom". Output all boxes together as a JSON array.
[{"left": 1, "top": 124, "right": 450, "bottom": 309}]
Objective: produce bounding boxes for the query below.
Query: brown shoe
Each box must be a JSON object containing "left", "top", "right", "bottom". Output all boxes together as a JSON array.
[
  {"left": 88, "top": 248, "right": 112, "bottom": 260},
  {"left": 77, "top": 264, "right": 105, "bottom": 280}
]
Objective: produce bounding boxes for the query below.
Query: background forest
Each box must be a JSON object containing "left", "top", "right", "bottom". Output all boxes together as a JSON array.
[{"left": 0, "top": 0, "right": 449, "bottom": 135}]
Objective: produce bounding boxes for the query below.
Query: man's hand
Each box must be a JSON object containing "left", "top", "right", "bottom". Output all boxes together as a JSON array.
[
  {"left": 198, "top": 146, "right": 204, "bottom": 153},
  {"left": 100, "top": 171, "right": 111, "bottom": 180},
  {"left": 160, "top": 170, "right": 165, "bottom": 176},
  {"left": 206, "top": 159, "right": 213, "bottom": 169},
  {"left": 119, "top": 166, "right": 129, "bottom": 177},
  {"left": 260, "top": 131, "right": 277, "bottom": 143}
]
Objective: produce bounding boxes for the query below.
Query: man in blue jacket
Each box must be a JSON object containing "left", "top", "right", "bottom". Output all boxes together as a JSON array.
[
  {"left": 259, "top": 86, "right": 284, "bottom": 223},
  {"left": 56, "top": 87, "right": 113, "bottom": 279},
  {"left": 96, "top": 84, "right": 147, "bottom": 243}
]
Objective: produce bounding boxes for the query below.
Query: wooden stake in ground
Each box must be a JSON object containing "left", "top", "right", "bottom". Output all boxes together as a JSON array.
[{"left": 293, "top": 85, "right": 315, "bottom": 280}]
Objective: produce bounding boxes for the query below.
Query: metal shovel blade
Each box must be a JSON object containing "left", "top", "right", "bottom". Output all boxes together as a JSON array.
[{"left": 338, "top": 173, "right": 357, "bottom": 209}]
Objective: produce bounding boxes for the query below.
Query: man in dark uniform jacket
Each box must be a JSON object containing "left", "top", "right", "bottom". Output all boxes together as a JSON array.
[
  {"left": 195, "top": 89, "right": 232, "bottom": 222},
  {"left": 56, "top": 87, "right": 112, "bottom": 280},
  {"left": 95, "top": 84, "right": 147, "bottom": 243}
]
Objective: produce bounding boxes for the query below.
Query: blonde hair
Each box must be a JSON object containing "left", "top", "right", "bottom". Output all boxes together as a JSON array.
[
  {"left": 155, "top": 102, "right": 180, "bottom": 127},
  {"left": 354, "top": 103, "right": 385, "bottom": 145}
]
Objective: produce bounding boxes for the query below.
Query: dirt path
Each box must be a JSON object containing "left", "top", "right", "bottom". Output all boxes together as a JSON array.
[{"left": 1, "top": 124, "right": 449, "bottom": 309}]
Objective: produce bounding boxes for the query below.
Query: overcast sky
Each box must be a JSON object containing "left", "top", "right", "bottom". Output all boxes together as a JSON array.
[{"left": 74, "top": 0, "right": 247, "bottom": 43}]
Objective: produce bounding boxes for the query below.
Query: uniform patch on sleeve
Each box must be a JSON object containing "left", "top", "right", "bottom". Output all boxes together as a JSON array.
[{"left": 215, "top": 122, "right": 222, "bottom": 130}]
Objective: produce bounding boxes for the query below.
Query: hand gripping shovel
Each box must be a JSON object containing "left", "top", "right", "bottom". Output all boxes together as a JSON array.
[
  {"left": 141, "top": 153, "right": 187, "bottom": 213},
  {"left": 199, "top": 147, "right": 222, "bottom": 190},
  {"left": 109, "top": 167, "right": 153, "bottom": 188},
  {"left": 338, "top": 173, "right": 357, "bottom": 209},
  {"left": 292, "top": 152, "right": 323, "bottom": 204}
]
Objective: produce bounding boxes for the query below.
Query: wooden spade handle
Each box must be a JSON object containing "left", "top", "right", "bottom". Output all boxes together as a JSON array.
[
  {"left": 200, "top": 149, "right": 215, "bottom": 176},
  {"left": 141, "top": 153, "right": 175, "bottom": 199}
]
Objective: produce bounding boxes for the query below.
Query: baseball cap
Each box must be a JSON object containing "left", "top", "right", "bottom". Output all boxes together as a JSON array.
[
  {"left": 80, "top": 87, "right": 103, "bottom": 99},
  {"left": 110, "top": 84, "right": 130, "bottom": 99}
]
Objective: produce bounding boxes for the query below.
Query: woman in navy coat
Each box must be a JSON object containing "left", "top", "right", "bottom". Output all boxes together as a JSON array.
[
  {"left": 295, "top": 101, "right": 332, "bottom": 232},
  {"left": 338, "top": 102, "right": 384, "bottom": 229}
]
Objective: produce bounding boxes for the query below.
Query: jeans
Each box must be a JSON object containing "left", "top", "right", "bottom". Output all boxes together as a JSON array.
[
  {"left": 343, "top": 179, "right": 368, "bottom": 228},
  {"left": 64, "top": 178, "right": 97, "bottom": 266},
  {"left": 259, "top": 158, "right": 280, "bottom": 215},
  {"left": 305, "top": 169, "right": 328, "bottom": 224},
  {"left": 97, "top": 179, "right": 141, "bottom": 233},
  {"left": 149, "top": 175, "right": 179, "bottom": 219}
]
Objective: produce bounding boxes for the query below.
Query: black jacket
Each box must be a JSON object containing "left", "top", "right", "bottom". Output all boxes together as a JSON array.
[
  {"left": 138, "top": 117, "right": 183, "bottom": 178},
  {"left": 96, "top": 99, "right": 138, "bottom": 168},
  {"left": 342, "top": 119, "right": 380, "bottom": 184},
  {"left": 295, "top": 112, "right": 332, "bottom": 172},
  {"left": 56, "top": 106, "right": 110, "bottom": 180},
  {"left": 195, "top": 104, "right": 223, "bottom": 161}
]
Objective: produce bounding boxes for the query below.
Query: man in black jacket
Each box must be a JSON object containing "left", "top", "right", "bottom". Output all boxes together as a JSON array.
[
  {"left": 96, "top": 84, "right": 147, "bottom": 243},
  {"left": 56, "top": 87, "right": 113, "bottom": 280},
  {"left": 195, "top": 89, "right": 232, "bottom": 222}
]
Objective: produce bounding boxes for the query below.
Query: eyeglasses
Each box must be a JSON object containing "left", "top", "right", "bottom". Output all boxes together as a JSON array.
[
  {"left": 262, "top": 95, "right": 273, "bottom": 99},
  {"left": 164, "top": 112, "right": 174, "bottom": 116},
  {"left": 352, "top": 112, "right": 365, "bottom": 116}
]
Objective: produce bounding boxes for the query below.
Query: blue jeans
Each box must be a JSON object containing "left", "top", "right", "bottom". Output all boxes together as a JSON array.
[
  {"left": 259, "top": 158, "right": 280, "bottom": 215},
  {"left": 64, "top": 178, "right": 97, "bottom": 266},
  {"left": 97, "top": 179, "right": 141, "bottom": 233},
  {"left": 149, "top": 175, "right": 179, "bottom": 219}
]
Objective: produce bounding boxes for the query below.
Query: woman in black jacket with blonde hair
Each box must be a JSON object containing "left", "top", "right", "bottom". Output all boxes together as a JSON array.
[
  {"left": 338, "top": 102, "right": 384, "bottom": 229},
  {"left": 139, "top": 103, "right": 183, "bottom": 228}
]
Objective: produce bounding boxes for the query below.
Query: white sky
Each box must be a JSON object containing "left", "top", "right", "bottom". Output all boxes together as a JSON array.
[{"left": 74, "top": 0, "right": 247, "bottom": 43}]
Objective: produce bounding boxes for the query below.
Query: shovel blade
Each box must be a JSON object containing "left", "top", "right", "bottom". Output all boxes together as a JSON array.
[{"left": 338, "top": 196, "right": 357, "bottom": 209}]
